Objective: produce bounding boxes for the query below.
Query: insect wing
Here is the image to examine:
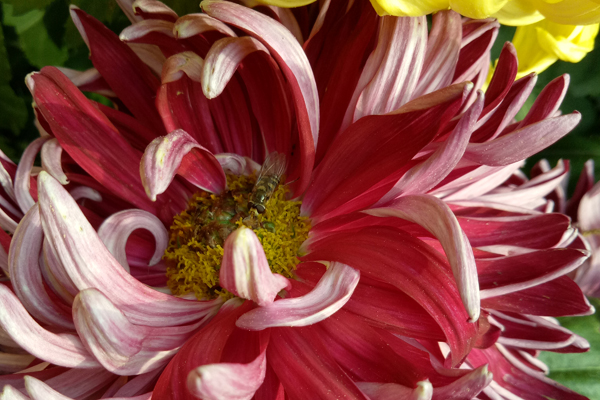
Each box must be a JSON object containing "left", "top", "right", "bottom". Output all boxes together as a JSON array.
[{"left": 256, "top": 152, "right": 287, "bottom": 182}]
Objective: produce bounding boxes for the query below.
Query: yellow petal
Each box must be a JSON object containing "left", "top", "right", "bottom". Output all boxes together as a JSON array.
[
  {"left": 536, "top": 22, "right": 599, "bottom": 62},
  {"left": 528, "top": 0, "right": 600, "bottom": 25},
  {"left": 369, "top": 0, "right": 449, "bottom": 16},
  {"left": 512, "top": 23, "right": 559, "bottom": 77},
  {"left": 449, "top": 0, "right": 510, "bottom": 19},
  {"left": 492, "top": 0, "right": 545, "bottom": 26}
]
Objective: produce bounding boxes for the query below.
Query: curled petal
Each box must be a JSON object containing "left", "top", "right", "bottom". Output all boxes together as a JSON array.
[
  {"left": 220, "top": 227, "right": 290, "bottom": 306},
  {"left": 365, "top": 195, "right": 480, "bottom": 322},
  {"left": 73, "top": 288, "right": 178, "bottom": 375},
  {"left": 9, "top": 206, "right": 74, "bottom": 329},
  {"left": 41, "top": 139, "right": 68, "bottom": 185},
  {"left": 216, "top": 154, "right": 260, "bottom": 176},
  {"left": 357, "top": 380, "right": 433, "bottom": 400},
  {"left": 68, "top": 186, "right": 102, "bottom": 202},
  {"left": 15, "top": 137, "right": 48, "bottom": 214},
  {"left": 202, "top": 37, "right": 269, "bottom": 99},
  {"left": 236, "top": 262, "right": 359, "bottom": 330},
  {"left": 202, "top": 0, "right": 318, "bottom": 197},
  {"left": 187, "top": 350, "right": 267, "bottom": 400},
  {"left": 174, "top": 13, "right": 236, "bottom": 38},
  {"left": 98, "top": 209, "right": 168, "bottom": 273},
  {"left": 38, "top": 171, "right": 223, "bottom": 327},
  {"left": 132, "top": 0, "right": 178, "bottom": 21},
  {"left": 140, "top": 129, "right": 226, "bottom": 201},
  {"left": 161, "top": 51, "right": 204, "bottom": 83},
  {"left": 0, "top": 284, "right": 98, "bottom": 368}
]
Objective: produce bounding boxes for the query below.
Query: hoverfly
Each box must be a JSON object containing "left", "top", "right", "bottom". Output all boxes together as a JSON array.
[{"left": 248, "top": 152, "right": 287, "bottom": 215}]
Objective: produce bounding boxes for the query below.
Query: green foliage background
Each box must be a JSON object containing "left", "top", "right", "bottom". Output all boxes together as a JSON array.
[{"left": 0, "top": 0, "right": 599, "bottom": 398}]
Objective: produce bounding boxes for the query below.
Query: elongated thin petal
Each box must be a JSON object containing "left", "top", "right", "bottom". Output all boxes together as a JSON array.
[
  {"left": 357, "top": 381, "right": 433, "bottom": 400},
  {"left": 220, "top": 227, "right": 290, "bottom": 306},
  {"left": 202, "top": 0, "right": 318, "bottom": 197},
  {"left": 73, "top": 288, "right": 179, "bottom": 375},
  {"left": 236, "top": 262, "right": 359, "bottom": 330},
  {"left": 15, "top": 138, "right": 48, "bottom": 214},
  {"left": 140, "top": 129, "right": 226, "bottom": 201},
  {"left": 41, "top": 139, "right": 68, "bottom": 185},
  {"left": 9, "top": 206, "right": 74, "bottom": 329},
  {"left": 202, "top": 37, "right": 268, "bottom": 99},
  {"left": 464, "top": 113, "right": 581, "bottom": 166},
  {"left": 302, "top": 226, "right": 477, "bottom": 365},
  {"left": 431, "top": 365, "right": 492, "bottom": 399},
  {"left": 38, "top": 171, "right": 223, "bottom": 327},
  {"left": 366, "top": 195, "right": 480, "bottom": 322},
  {"left": 174, "top": 13, "right": 236, "bottom": 38},
  {"left": 267, "top": 327, "right": 369, "bottom": 399},
  {"left": 0, "top": 284, "right": 98, "bottom": 368},
  {"left": 1, "top": 385, "right": 30, "bottom": 400},
  {"left": 70, "top": 7, "right": 164, "bottom": 132},
  {"left": 304, "top": 82, "right": 471, "bottom": 220},
  {"left": 187, "top": 350, "right": 267, "bottom": 400},
  {"left": 98, "top": 209, "right": 168, "bottom": 273},
  {"left": 379, "top": 91, "right": 483, "bottom": 203},
  {"left": 30, "top": 67, "right": 158, "bottom": 214}
]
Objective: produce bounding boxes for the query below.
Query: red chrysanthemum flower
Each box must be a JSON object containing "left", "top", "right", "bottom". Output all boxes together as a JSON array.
[{"left": 0, "top": 0, "right": 592, "bottom": 399}]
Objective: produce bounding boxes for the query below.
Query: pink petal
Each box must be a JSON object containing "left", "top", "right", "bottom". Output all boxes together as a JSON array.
[
  {"left": 303, "top": 82, "right": 471, "bottom": 220},
  {"left": 37, "top": 171, "right": 223, "bottom": 327},
  {"left": 236, "top": 262, "right": 359, "bottom": 330},
  {"left": 202, "top": 37, "right": 268, "bottom": 99},
  {"left": 267, "top": 327, "right": 369, "bottom": 399},
  {"left": 354, "top": 16, "right": 427, "bottom": 120},
  {"left": 140, "top": 129, "right": 226, "bottom": 201},
  {"left": 187, "top": 350, "right": 267, "bottom": 400},
  {"left": 9, "top": 206, "right": 74, "bottom": 329},
  {"left": 70, "top": 8, "right": 164, "bottom": 133},
  {"left": 202, "top": 0, "right": 318, "bottom": 197},
  {"left": 378, "top": 91, "right": 483, "bottom": 203},
  {"left": 430, "top": 365, "right": 491, "bottom": 399},
  {"left": 481, "top": 276, "right": 594, "bottom": 316},
  {"left": 464, "top": 113, "right": 581, "bottom": 166},
  {"left": 302, "top": 226, "right": 477, "bottom": 366},
  {"left": 412, "top": 11, "right": 461, "bottom": 99},
  {"left": 0, "top": 353, "right": 35, "bottom": 374},
  {"left": 152, "top": 299, "right": 253, "bottom": 399},
  {"left": 97, "top": 209, "right": 168, "bottom": 273},
  {"left": 356, "top": 381, "right": 433, "bottom": 400},
  {"left": 42, "top": 237, "right": 78, "bottom": 303},
  {"left": 174, "top": 13, "right": 237, "bottom": 38},
  {"left": 517, "top": 74, "right": 569, "bottom": 129},
  {"left": 132, "top": 0, "right": 178, "bottom": 22},
  {"left": 15, "top": 137, "right": 48, "bottom": 214},
  {"left": 220, "top": 227, "right": 290, "bottom": 306},
  {"left": 41, "top": 139, "right": 68, "bottom": 185},
  {"left": 216, "top": 154, "right": 260, "bottom": 176},
  {"left": 161, "top": 51, "right": 203, "bottom": 83},
  {"left": 1, "top": 385, "right": 30, "bottom": 399},
  {"left": 366, "top": 194, "right": 480, "bottom": 322},
  {"left": 0, "top": 284, "right": 98, "bottom": 368},
  {"left": 55, "top": 67, "right": 116, "bottom": 97},
  {"left": 73, "top": 288, "right": 179, "bottom": 375},
  {"left": 453, "top": 19, "right": 499, "bottom": 85},
  {"left": 29, "top": 67, "right": 159, "bottom": 215}
]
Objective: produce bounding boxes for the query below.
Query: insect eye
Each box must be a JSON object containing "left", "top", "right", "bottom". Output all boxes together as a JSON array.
[{"left": 256, "top": 205, "right": 266, "bottom": 214}]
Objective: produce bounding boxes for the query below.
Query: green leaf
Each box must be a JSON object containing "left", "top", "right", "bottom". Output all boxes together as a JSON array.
[
  {"left": 0, "top": 21, "right": 27, "bottom": 133},
  {"left": 539, "top": 298, "right": 600, "bottom": 400},
  {"left": 0, "top": 0, "right": 53, "bottom": 16},
  {"left": 3, "top": 3, "right": 68, "bottom": 68},
  {"left": 0, "top": 84, "right": 28, "bottom": 134}
]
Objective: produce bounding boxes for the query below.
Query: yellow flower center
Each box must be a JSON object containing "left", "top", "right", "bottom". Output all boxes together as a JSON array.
[{"left": 163, "top": 174, "right": 310, "bottom": 300}]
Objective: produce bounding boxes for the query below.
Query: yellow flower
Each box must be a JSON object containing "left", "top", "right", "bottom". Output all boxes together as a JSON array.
[{"left": 512, "top": 20, "right": 599, "bottom": 78}]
